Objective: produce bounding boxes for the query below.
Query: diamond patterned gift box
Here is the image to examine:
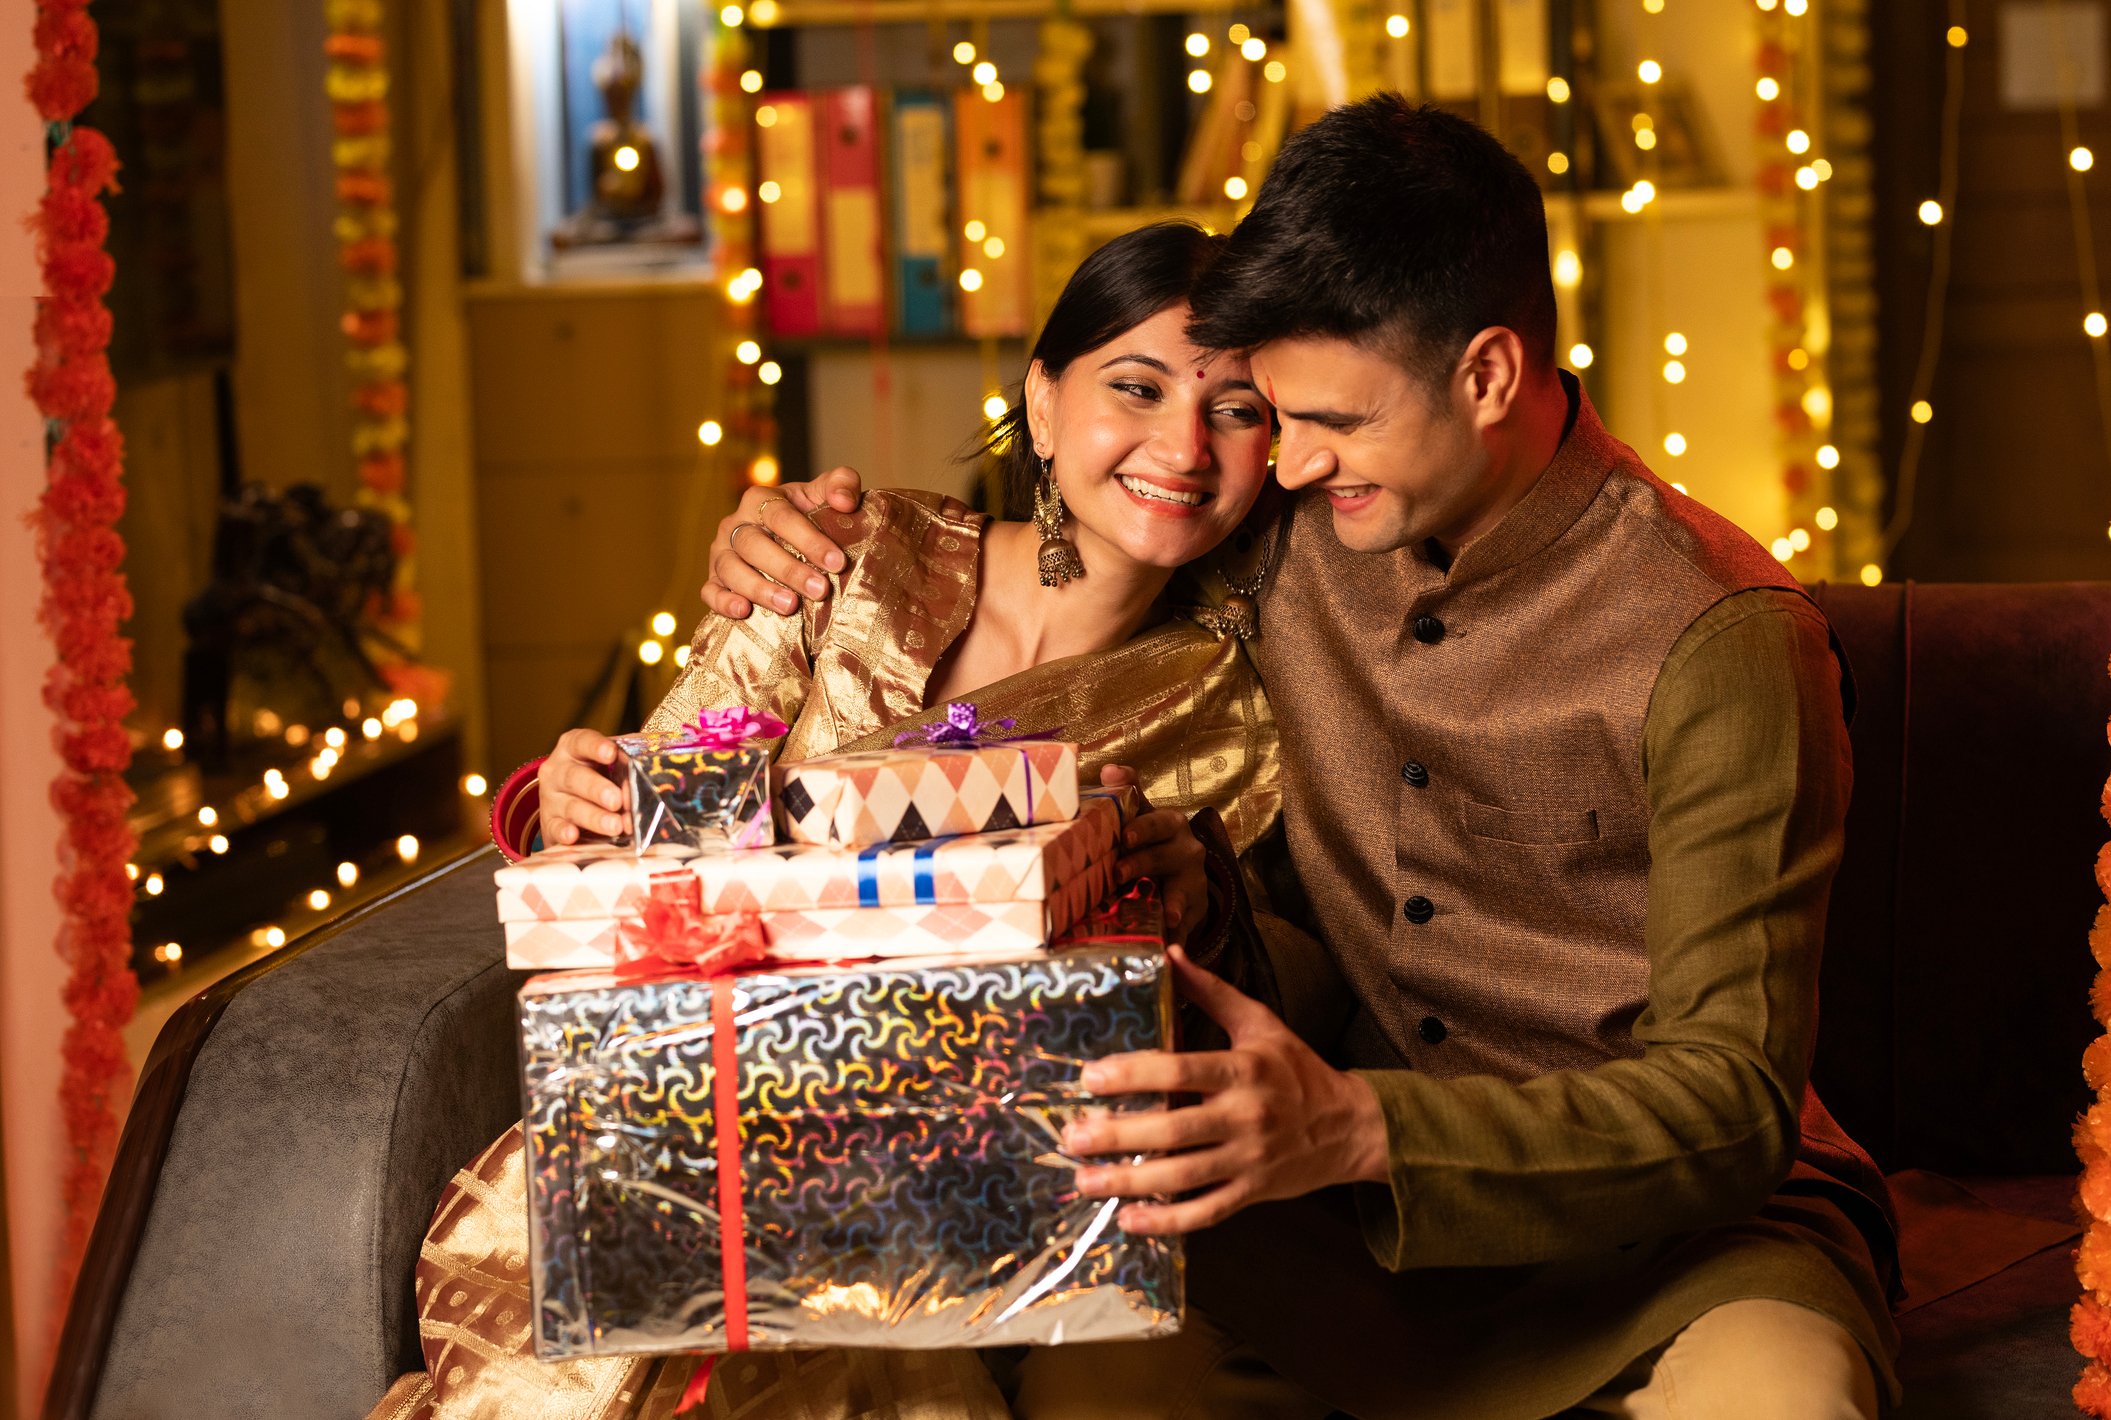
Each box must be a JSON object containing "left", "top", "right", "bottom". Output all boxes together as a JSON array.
[
  {"left": 774, "top": 740, "right": 1078, "bottom": 848},
  {"left": 495, "top": 842, "right": 701, "bottom": 925},
  {"left": 753, "top": 855, "right": 1118, "bottom": 961}
]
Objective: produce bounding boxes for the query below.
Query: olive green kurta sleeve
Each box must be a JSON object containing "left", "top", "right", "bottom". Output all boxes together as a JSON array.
[{"left": 1354, "top": 587, "right": 1850, "bottom": 1270}]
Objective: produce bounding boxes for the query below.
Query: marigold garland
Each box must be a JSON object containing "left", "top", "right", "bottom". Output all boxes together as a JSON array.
[
  {"left": 2079, "top": 662, "right": 2111, "bottom": 1414},
  {"left": 24, "top": 0, "right": 141, "bottom": 1326}
]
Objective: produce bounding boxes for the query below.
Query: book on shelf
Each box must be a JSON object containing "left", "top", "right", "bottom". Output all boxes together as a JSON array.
[
  {"left": 890, "top": 89, "right": 955, "bottom": 338},
  {"left": 819, "top": 86, "right": 887, "bottom": 337},
  {"left": 954, "top": 89, "right": 1032, "bottom": 338},
  {"left": 756, "top": 90, "right": 823, "bottom": 337}
]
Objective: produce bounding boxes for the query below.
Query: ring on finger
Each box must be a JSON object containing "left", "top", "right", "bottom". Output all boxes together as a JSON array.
[{"left": 727, "top": 520, "right": 776, "bottom": 558}]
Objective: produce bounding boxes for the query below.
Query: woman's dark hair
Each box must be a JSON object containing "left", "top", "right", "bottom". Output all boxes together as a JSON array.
[
  {"left": 969, "top": 221, "right": 1227, "bottom": 518},
  {"left": 1187, "top": 96, "right": 1556, "bottom": 395}
]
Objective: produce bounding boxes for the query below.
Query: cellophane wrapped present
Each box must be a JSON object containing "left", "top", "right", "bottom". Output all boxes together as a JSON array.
[
  {"left": 614, "top": 708, "right": 782, "bottom": 855},
  {"left": 519, "top": 932, "right": 1179, "bottom": 1360},
  {"left": 497, "top": 843, "right": 702, "bottom": 970},
  {"left": 774, "top": 739, "right": 1079, "bottom": 848}
]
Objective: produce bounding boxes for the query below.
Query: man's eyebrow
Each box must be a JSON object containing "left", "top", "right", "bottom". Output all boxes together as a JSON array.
[
  {"left": 1096, "top": 353, "right": 1173, "bottom": 373},
  {"left": 1277, "top": 406, "right": 1367, "bottom": 424}
]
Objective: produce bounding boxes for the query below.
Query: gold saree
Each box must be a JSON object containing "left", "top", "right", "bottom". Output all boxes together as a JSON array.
[{"left": 370, "top": 489, "right": 1278, "bottom": 1420}]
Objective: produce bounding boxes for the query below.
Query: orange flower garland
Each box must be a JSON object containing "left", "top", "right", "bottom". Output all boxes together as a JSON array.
[
  {"left": 326, "top": 0, "right": 434, "bottom": 702},
  {"left": 2077, "top": 704, "right": 2111, "bottom": 1414},
  {"left": 24, "top": 0, "right": 142, "bottom": 1320}
]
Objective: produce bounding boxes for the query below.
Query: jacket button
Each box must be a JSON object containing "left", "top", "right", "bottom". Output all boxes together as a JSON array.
[
  {"left": 1413, "top": 614, "right": 1446, "bottom": 644},
  {"left": 1401, "top": 760, "right": 1429, "bottom": 787},
  {"left": 1418, "top": 1015, "right": 1447, "bottom": 1044},
  {"left": 1402, "top": 895, "right": 1434, "bottom": 924}
]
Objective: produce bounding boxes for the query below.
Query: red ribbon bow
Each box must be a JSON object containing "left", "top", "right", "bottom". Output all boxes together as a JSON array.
[{"left": 615, "top": 879, "right": 767, "bottom": 975}]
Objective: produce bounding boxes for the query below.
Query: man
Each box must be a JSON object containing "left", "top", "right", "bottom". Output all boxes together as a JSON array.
[{"left": 699, "top": 97, "right": 1896, "bottom": 1419}]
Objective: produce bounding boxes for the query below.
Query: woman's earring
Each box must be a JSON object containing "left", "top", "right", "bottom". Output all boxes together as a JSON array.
[{"left": 1032, "top": 453, "right": 1086, "bottom": 587}]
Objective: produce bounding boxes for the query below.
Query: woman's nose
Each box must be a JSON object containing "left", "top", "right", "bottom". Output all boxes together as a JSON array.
[{"left": 1156, "top": 405, "right": 1213, "bottom": 472}]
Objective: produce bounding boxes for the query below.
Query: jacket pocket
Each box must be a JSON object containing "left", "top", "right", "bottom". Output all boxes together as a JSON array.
[{"left": 1461, "top": 799, "right": 1600, "bottom": 846}]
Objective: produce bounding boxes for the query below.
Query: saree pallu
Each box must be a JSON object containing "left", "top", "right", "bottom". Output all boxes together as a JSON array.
[{"left": 371, "top": 489, "right": 1280, "bottom": 1420}]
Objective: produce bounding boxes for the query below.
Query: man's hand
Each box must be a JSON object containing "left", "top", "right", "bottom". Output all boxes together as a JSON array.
[
  {"left": 1099, "top": 764, "right": 1205, "bottom": 944},
  {"left": 1065, "top": 945, "right": 1391, "bottom": 1234},
  {"left": 702, "top": 468, "right": 866, "bottom": 618},
  {"left": 538, "top": 728, "right": 629, "bottom": 846}
]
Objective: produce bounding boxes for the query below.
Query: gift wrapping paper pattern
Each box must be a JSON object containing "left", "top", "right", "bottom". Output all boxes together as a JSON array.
[
  {"left": 495, "top": 843, "right": 701, "bottom": 924},
  {"left": 775, "top": 740, "right": 1079, "bottom": 848},
  {"left": 754, "top": 855, "right": 1118, "bottom": 960},
  {"left": 696, "top": 787, "right": 1133, "bottom": 915},
  {"left": 614, "top": 730, "right": 776, "bottom": 853},
  {"left": 519, "top": 944, "right": 1181, "bottom": 1359},
  {"left": 505, "top": 918, "right": 628, "bottom": 971}
]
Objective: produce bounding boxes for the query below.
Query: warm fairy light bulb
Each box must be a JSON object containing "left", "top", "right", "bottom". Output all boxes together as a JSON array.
[
  {"left": 751, "top": 456, "right": 781, "bottom": 485},
  {"left": 1812, "top": 159, "right": 1834, "bottom": 181},
  {"left": 1860, "top": 564, "right": 1883, "bottom": 586},
  {"left": 1225, "top": 176, "right": 1249, "bottom": 200},
  {"left": 324, "top": 727, "right": 347, "bottom": 749},
  {"left": 308, "top": 888, "right": 331, "bottom": 910},
  {"left": 1386, "top": 14, "right": 1410, "bottom": 38},
  {"left": 959, "top": 268, "right": 984, "bottom": 292},
  {"left": 1802, "top": 386, "right": 1832, "bottom": 421},
  {"left": 362, "top": 716, "right": 382, "bottom": 739},
  {"left": 613, "top": 145, "right": 640, "bottom": 172},
  {"left": 1663, "top": 432, "right": 1687, "bottom": 456},
  {"left": 1638, "top": 59, "right": 1662, "bottom": 84},
  {"left": 163, "top": 727, "right": 185, "bottom": 751},
  {"left": 719, "top": 4, "right": 744, "bottom": 25},
  {"left": 1642, "top": 0, "right": 1663, "bottom": 11},
  {"left": 972, "top": 61, "right": 997, "bottom": 85},
  {"left": 1554, "top": 249, "right": 1582, "bottom": 287},
  {"left": 983, "top": 236, "right": 1006, "bottom": 259},
  {"left": 2089, "top": 312, "right": 2109, "bottom": 338},
  {"left": 1662, "top": 360, "right": 1686, "bottom": 384},
  {"left": 2077, "top": 147, "right": 2098, "bottom": 172},
  {"left": 1548, "top": 152, "right": 1571, "bottom": 176},
  {"left": 1816, "top": 506, "right": 1840, "bottom": 530},
  {"left": 1664, "top": 331, "right": 1687, "bottom": 356},
  {"left": 1228, "top": 23, "right": 1251, "bottom": 43},
  {"left": 337, "top": 861, "right": 359, "bottom": 889},
  {"left": 463, "top": 773, "right": 489, "bottom": 796},
  {"left": 267, "top": 779, "right": 289, "bottom": 800},
  {"left": 397, "top": 835, "right": 420, "bottom": 863},
  {"left": 285, "top": 723, "right": 310, "bottom": 746},
  {"left": 1771, "top": 246, "right": 1795, "bottom": 270},
  {"left": 159, "top": 943, "right": 183, "bottom": 964},
  {"left": 1241, "top": 38, "right": 1266, "bottom": 61},
  {"left": 953, "top": 41, "right": 975, "bottom": 64},
  {"left": 755, "top": 105, "right": 777, "bottom": 129},
  {"left": 1786, "top": 129, "right": 1811, "bottom": 155},
  {"left": 1189, "top": 70, "right": 1213, "bottom": 94},
  {"left": 674, "top": 644, "right": 691, "bottom": 667},
  {"left": 198, "top": 805, "right": 218, "bottom": 827},
  {"left": 125, "top": 862, "right": 138, "bottom": 881},
  {"left": 1569, "top": 342, "right": 1594, "bottom": 369},
  {"left": 1787, "top": 347, "right": 1811, "bottom": 370},
  {"left": 651, "top": 611, "right": 677, "bottom": 636},
  {"left": 1263, "top": 59, "right": 1287, "bottom": 83},
  {"left": 1947, "top": 25, "right": 1968, "bottom": 47},
  {"left": 1796, "top": 166, "right": 1819, "bottom": 190},
  {"left": 1918, "top": 199, "right": 1943, "bottom": 225},
  {"left": 1911, "top": 399, "right": 1934, "bottom": 424},
  {"left": 964, "top": 219, "right": 987, "bottom": 242},
  {"left": 1547, "top": 77, "right": 1571, "bottom": 103},
  {"left": 758, "top": 361, "right": 783, "bottom": 385},
  {"left": 750, "top": 0, "right": 778, "bottom": 24},
  {"left": 209, "top": 834, "right": 229, "bottom": 854},
  {"left": 1671, "top": 482, "right": 1688, "bottom": 494},
  {"left": 719, "top": 186, "right": 748, "bottom": 213},
  {"left": 735, "top": 339, "right": 762, "bottom": 364},
  {"left": 1784, "top": 0, "right": 1808, "bottom": 14},
  {"left": 639, "top": 639, "right": 665, "bottom": 665},
  {"left": 1816, "top": 443, "right": 1840, "bottom": 469},
  {"left": 740, "top": 69, "right": 763, "bottom": 93},
  {"left": 1756, "top": 76, "right": 1780, "bottom": 101},
  {"left": 264, "top": 926, "right": 287, "bottom": 947},
  {"left": 757, "top": 180, "right": 781, "bottom": 204},
  {"left": 698, "top": 420, "right": 724, "bottom": 446},
  {"left": 1771, "top": 537, "right": 1795, "bottom": 561},
  {"left": 145, "top": 873, "right": 165, "bottom": 896},
  {"left": 983, "top": 393, "right": 1008, "bottom": 420},
  {"left": 1789, "top": 527, "right": 1812, "bottom": 552},
  {"left": 1185, "top": 32, "right": 1210, "bottom": 56},
  {"left": 1635, "top": 129, "right": 1659, "bottom": 152},
  {"left": 982, "top": 80, "right": 1006, "bottom": 102}
]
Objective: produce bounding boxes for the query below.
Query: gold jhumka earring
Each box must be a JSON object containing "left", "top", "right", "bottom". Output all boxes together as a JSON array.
[{"left": 1033, "top": 454, "right": 1085, "bottom": 587}]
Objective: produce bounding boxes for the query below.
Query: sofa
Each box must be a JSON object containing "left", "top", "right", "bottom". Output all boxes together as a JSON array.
[{"left": 42, "top": 581, "right": 2111, "bottom": 1419}]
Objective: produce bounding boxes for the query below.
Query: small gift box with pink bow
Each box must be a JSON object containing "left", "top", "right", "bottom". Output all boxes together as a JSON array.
[
  {"left": 774, "top": 703, "right": 1079, "bottom": 849},
  {"left": 614, "top": 706, "right": 784, "bottom": 854}
]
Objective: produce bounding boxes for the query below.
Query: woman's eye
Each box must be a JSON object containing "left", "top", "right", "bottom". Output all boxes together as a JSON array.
[
  {"left": 1214, "top": 404, "right": 1264, "bottom": 425},
  {"left": 1110, "top": 380, "right": 1159, "bottom": 401}
]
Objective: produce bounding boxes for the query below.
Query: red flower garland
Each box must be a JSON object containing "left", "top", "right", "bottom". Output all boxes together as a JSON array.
[
  {"left": 23, "top": 0, "right": 141, "bottom": 1323},
  {"left": 2078, "top": 680, "right": 2111, "bottom": 1413}
]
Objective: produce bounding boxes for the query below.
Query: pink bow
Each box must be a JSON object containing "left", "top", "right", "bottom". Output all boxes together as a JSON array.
[{"left": 684, "top": 706, "right": 789, "bottom": 751}]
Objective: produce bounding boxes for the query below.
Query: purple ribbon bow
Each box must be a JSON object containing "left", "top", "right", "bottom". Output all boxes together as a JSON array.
[
  {"left": 684, "top": 705, "right": 789, "bottom": 750},
  {"left": 894, "top": 701, "right": 1019, "bottom": 747}
]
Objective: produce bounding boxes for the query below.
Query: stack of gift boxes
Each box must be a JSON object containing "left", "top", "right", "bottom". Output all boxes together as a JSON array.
[{"left": 493, "top": 707, "right": 1181, "bottom": 1364}]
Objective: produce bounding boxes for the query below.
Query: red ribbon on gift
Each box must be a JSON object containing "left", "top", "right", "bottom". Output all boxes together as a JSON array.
[{"left": 615, "top": 880, "right": 769, "bottom": 975}]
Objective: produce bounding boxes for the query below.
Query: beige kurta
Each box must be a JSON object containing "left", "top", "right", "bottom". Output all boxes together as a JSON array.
[{"left": 1202, "top": 377, "right": 1900, "bottom": 1418}]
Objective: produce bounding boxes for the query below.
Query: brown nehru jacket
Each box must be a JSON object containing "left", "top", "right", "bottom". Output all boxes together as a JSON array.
[{"left": 1226, "top": 377, "right": 1898, "bottom": 1419}]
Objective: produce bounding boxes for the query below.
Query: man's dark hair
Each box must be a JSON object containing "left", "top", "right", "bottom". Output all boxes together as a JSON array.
[
  {"left": 1187, "top": 95, "right": 1557, "bottom": 392},
  {"left": 970, "top": 221, "right": 1226, "bottom": 517}
]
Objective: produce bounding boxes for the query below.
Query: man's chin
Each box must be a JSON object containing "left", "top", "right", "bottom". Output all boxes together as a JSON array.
[{"left": 1320, "top": 494, "right": 1419, "bottom": 554}]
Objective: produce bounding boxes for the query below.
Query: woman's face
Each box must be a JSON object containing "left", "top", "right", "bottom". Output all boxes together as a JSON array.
[{"left": 1024, "top": 302, "right": 1273, "bottom": 572}]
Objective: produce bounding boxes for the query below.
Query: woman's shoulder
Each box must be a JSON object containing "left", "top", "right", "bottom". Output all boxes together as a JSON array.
[{"left": 807, "top": 486, "right": 985, "bottom": 556}]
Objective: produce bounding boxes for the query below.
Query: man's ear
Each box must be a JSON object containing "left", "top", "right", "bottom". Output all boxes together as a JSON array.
[
  {"left": 1024, "top": 359, "right": 1056, "bottom": 453},
  {"left": 1460, "top": 327, "right": 1527, "bottom": 428}
]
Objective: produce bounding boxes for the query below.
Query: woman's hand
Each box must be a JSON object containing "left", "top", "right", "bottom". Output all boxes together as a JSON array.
[
  {"left": 538, "top": 729, "right": 629, "bottom": 846},
  {"left": 1103, "top": 764, "right": 1208, "bottom": 944},
  {"left": 703, "top": 468, "right": 865, "bottom": 618}
]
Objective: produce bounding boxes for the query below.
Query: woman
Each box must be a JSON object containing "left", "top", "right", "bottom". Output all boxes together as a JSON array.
[{"left": 376, "top": 223, "right": 1282, "bottom": 1420}]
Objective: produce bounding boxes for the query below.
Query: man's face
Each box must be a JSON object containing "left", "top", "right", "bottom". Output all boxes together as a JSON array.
[{"left": 1250, "top": 335, "right": 1494, "bottom": 555}]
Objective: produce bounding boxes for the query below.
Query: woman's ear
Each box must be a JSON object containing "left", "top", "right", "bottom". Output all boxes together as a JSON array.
[{"left": 1024, "top": 359, "right": 1056, "bottom": 455}]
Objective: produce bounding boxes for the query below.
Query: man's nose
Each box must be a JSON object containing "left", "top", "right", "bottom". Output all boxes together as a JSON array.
[{"left": 1273, "top": 428, "right": 1327, "bottom": 488}]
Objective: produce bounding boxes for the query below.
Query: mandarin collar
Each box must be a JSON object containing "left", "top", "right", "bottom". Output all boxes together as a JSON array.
[{"left": 1429, "top": 371, "right": 1632, "bottom": 587}]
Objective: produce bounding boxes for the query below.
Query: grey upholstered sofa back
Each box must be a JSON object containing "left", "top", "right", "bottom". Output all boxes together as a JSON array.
[{"left": 90, "top": 850, "right": 524, "bottom": 1420}]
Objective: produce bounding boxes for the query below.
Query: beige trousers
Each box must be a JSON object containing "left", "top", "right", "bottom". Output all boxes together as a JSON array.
[{"left": 1009, "top": 1298, "right": 1878, "bottom": 1420}]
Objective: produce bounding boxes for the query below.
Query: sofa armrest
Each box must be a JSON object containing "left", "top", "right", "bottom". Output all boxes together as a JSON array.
[{"left": 52, "top": 848, "right": 525, "bottom": 1420}]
